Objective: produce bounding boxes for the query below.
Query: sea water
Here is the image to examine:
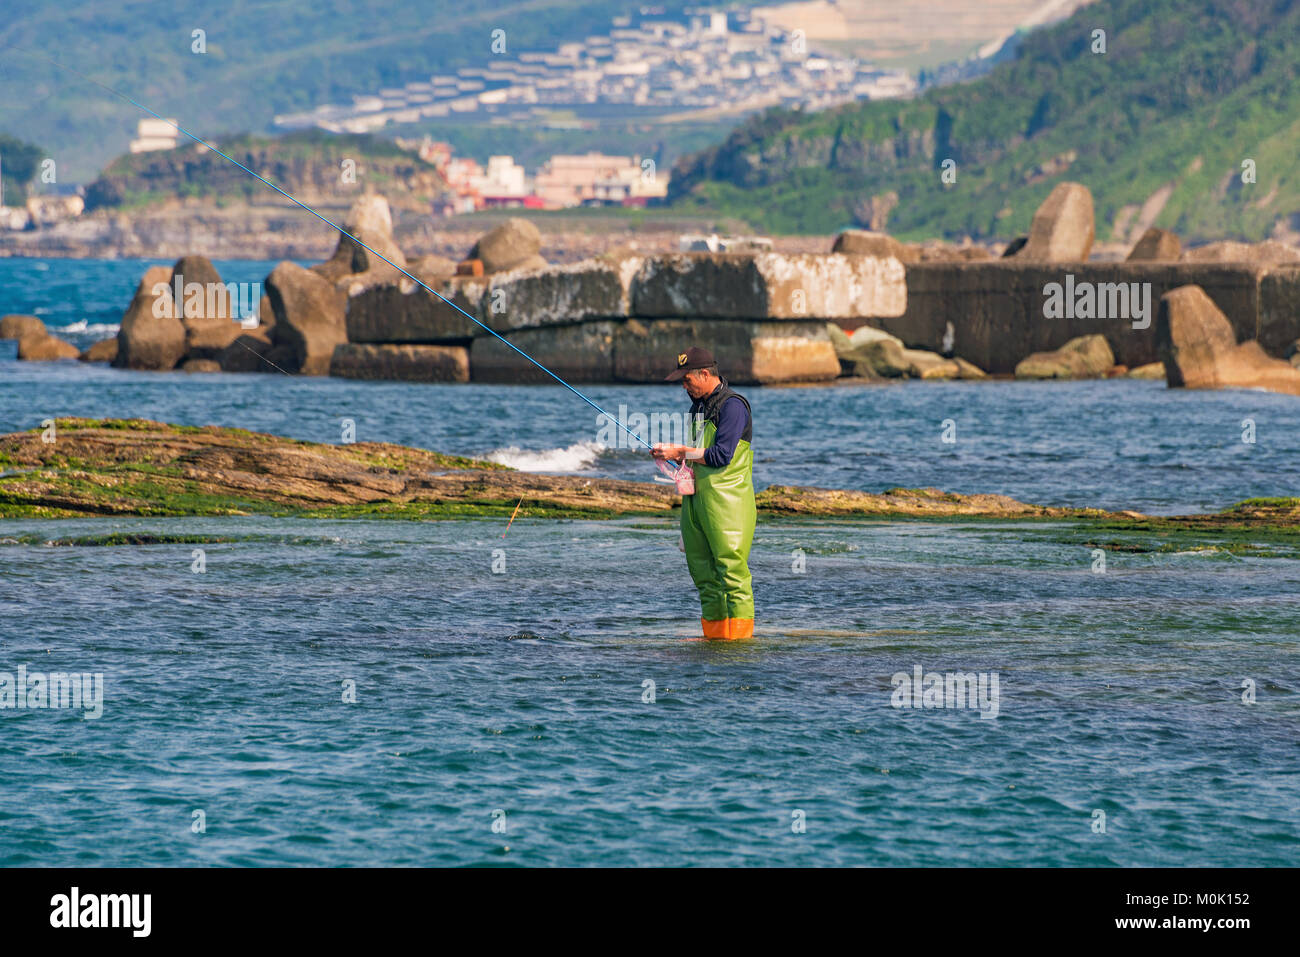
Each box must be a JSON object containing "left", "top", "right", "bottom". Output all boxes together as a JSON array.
[{"left": 1, "top": 259, "right": 1297, "bottom": 866}]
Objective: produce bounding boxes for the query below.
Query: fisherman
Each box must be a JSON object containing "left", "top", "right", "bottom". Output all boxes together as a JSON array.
[{"left": 652, "top": 347, "right": 756, "bottom": 640}]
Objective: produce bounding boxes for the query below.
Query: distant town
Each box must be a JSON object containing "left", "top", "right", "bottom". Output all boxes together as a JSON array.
[
  {"left": 397, "top": 142, "right": 668, "bottom": 215},
  {"left": 271, "top": 6, "right": 916, "bottom": 136}
]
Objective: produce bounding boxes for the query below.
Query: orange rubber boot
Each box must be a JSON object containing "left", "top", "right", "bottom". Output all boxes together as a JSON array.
[
  {"left": 726, "top": 618, "right": 754, "bottom": 640},
  {"left": 701, "top": 619, "right": 729, "bottom": 639}
]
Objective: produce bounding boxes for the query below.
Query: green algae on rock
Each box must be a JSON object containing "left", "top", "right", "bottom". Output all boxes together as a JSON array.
[
  {"left": 0, "top": 418, "right": 670, "bottom": 519},
  {"left": 2, "top": 419, "right": 1298, "bottom": 534}
]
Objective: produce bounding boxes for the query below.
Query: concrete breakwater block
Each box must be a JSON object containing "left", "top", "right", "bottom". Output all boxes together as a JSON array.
[
  {"left": 1014, "top": 182, "right": 1095, "bottom": 263},
  {"left": 468, "top": 217, "right": 543, "bottom": 274},
  {"left": 469, "top": 318, "right": 840, "bottom": 385},
  {"left": 114, "top": 265, "right": 185, "bottom": 370},
  {"left": 1, "top": 315, "right": 47, "bottom": 340},
  {"left": 171, "top": 254, "right": 241, "bottom": 360},
  {"left": 330, "top": 343, "right": 469, "bottom": 382},
  {"left": 346, "top": 253, "right": 907, "bottom": 346},
  {"left": 313, "top": 194, "right": 407, "bottom": 283},
  {"left": 1126, "top": 228, "right": 1182, "bottom": 262},
  {"left": 1158, "top": 284, "right": 1300, "bottom": 396},
  {"left": 614, "top": 319, "right": 841, "bottom": 384},
  {"left": 266, "top": 262, "right": 349, "bottom": 376},
  {"left": 881, "top": 261, "right": 1278, "bottom": 375},
  {"left": 345, "top": 275, "right": 486, "bottom": 343},
  {"left": 482, "top": 257, "right": 641, "bottom": 332},
  {"left": 1014, "top": 334, "right": 1116, "bottom": 379},
  {"left": 471, "top": 321, "right": 618, "bottom": 384},
  {"left": 17, "top": 332, "right": 80, "bottom": 360},
  {"left": 630, "top": 252, "right": 906, "bottom": 320},
  {"left": 1259, "top": 266, "right": 1300, "bottom": 357}
]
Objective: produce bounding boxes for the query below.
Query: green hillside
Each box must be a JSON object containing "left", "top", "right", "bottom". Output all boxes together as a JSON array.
[
  {"left": 0, "top": 133, "right": 43, "bottom": 206},
  {"left": 668, "top": 0, "right": 1300, "bottom": 243},
  {"left": 81, "top": 130, "right": 446, "bottom": 212},
  {"left": 0, "top": 0, "right": 718, "bottom": 182}
]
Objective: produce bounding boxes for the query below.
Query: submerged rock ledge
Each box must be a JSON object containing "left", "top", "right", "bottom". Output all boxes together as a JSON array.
[{"left": 0, "top": 419, "right": 1296, "bottom": 532}]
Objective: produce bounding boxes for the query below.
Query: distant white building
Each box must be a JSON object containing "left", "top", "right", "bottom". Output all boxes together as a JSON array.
[
  {"left": 128, "top": 118, "right": 179, "bottom": 153},
  {"left": 0, "top": 206, "right": 31, "bottom": 230},
  {"left": 27, "top": 193, "right": 85, "bottom": 225},
  {"left": 535, "top": 152, "right": 666, "bottom": 208},
  {"left": 481, "top": 155, "right": 528, "bottom": 197}
]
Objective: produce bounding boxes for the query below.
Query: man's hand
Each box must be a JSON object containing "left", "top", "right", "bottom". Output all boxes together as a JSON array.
[
  {"left": 652, "top": 443, "right": 703, "bottom": 463},
  {"left": 651, "top": 443, "right": 685, "bottom": 463}
]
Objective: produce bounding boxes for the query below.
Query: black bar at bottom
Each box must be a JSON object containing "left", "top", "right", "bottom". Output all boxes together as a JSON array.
[{"left": 0, "top": 867, "right": 1276, "bottom": 943}]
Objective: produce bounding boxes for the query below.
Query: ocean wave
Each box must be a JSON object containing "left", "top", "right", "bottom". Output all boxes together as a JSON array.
[
  {"left": 486, "top": 441, "right": 605, "bottom": 472},
  {"left": 56, "top": 321, "right": 121, "bottom": 336}
]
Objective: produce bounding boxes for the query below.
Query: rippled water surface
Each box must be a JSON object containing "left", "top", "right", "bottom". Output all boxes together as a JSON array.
[
  {"left": 1, "top": 258, "right": 1298, "bottom": 866},
  {"left": 2, "top": 515, "right": 1298, "bottom": 866}
]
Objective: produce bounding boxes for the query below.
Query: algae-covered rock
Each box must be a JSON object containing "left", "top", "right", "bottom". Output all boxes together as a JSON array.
[{"left": 1015, "top": 334, "right": 1115, "bottom": 379}]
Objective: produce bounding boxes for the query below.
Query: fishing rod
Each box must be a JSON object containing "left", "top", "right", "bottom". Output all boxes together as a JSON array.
[{"left": 18, "top": 48, "right": 660, "bottom": 455}]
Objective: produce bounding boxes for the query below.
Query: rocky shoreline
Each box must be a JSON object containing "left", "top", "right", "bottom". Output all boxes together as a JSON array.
[
  {"left": 0, "top": 203, "right": 829, "bottom": 263},
  {"left": 3, "top": 420, "right": 1298, "bottom": 539}
]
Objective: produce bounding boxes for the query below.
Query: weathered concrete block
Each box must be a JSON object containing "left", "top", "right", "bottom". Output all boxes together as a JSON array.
[
  {"left": 613, "top": 318, "right": 841, "bottom": 384},
  {"left": 470, "top": 321, "right": 617, "bottom": 384},
  {"left": 79, "top": 338, "right": 118, "bottom": 363},
  {"left": 1158, "top": 284, "right": 1300, "bottom": 395},
  {"left": 255, "top": 293, "right": 275, "bottom": 333},
  {"left": 345, "top": 275, "right": 485, "bottom": 343},
  {"left": 1126, "top": 228, "right": 1181, "bottom": 262},
  {"left": 916, "top": 243, "right": 994, "bottom": 263},
  {"left": 483, "top": 257, "right": 640, "bottom": 331},
  {"left": 407, "top": 254, "right": 458, "bottom": 283},
  {"left": 879, "top": 261, "right": 1267, "bottom": 374},
  {"left": 469, "top": 218, "right": 543, "bottom": 273},
  {"left": 1015, "top": 334, "right": 1115, "bottom": 379},
  {"left": 1258, "top": 266, "right": 1300, "bottom": 357},
  {"left": 832, "top": 230, "right": 917, "bottom": 262},
  {"left": 901, "top": 348, "right": 961, "bottom": 379},
  {"left": 313, "top": 195, "right": 407, "bottom": 282},
  {"left": 217, "top": 330, "right": 278, "bottom": 373},
  {"left": 168, "top": 255, "right": 243, "bottom": 360},
  {"left": 331, "top": 343, "right": 469, "bottom": 382},
  {"left": 953, "top": 357, "right": 989, "bottom": 379},
  {"left": 850, "top": 337, "right": 911, "bottom": 378},
  {"left": 631, "top": 252, "right": 906, "bottom": 320},
  {"left": 17, "top": 333, "right": 80, "bottom": 360},
  {"left": 114, "top": 265, "right": 185, "bottom": 370},
  {"left": 180, "top": 358, "right": 222, "bottom": 373},
  {"left": 1, "top": 315, "right": 46, "bottom": 339},
  {"left": 1181, "top": 240, "right": 1300, "bottom": 266},
  {"left": 1016, "top": 182, "right": 1094, "bottom": 262},
  {"left": 266, "top": 261, "right": 348, "bottom": 375},
  {"left": 1127, "top": 362, "right": 1165, "bottom": 379},
  {"left": 827, "top": 323, "right": 906, "bottom": 377}
]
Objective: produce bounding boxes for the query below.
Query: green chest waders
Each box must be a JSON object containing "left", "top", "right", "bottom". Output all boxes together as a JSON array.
[{"left": 680, "top": 411, "right": 756, "bottom": 639}]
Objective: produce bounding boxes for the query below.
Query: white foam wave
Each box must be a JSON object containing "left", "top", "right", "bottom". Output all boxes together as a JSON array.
[
  {"left": 58, "top": 321, "right": 121, "bottom": 336},
  {"left": 486, "top": 441, "right": 605, "bottom": 472}
]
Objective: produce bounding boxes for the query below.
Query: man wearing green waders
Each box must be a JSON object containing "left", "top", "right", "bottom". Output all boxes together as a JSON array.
[{"left": 652, "top": 347, "right": 756, "bottom": 640}]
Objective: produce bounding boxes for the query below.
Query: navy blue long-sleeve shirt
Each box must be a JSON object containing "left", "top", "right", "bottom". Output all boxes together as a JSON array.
[{"left": 700, "top": 396, "right": 749, "bottom": 468}]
